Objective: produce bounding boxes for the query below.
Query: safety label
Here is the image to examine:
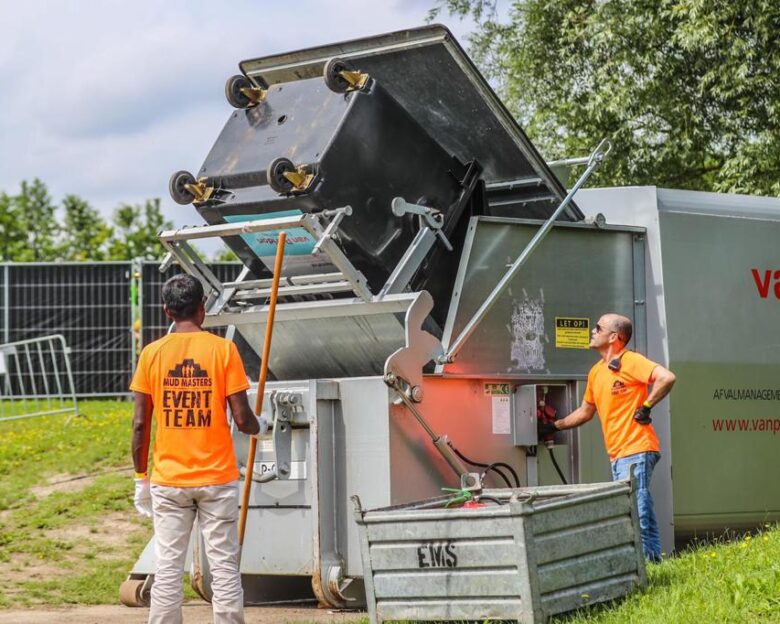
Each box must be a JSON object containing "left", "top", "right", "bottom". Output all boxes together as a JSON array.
[
  {"left": 492, "top": 396, "right": 511, "bottom": 435},
  {"left": 555, "top": 317, "right": 590, "bottom": 349},
  {"left": 485, "top": 383, "right": 512, "bottom": 433},
  {"left": 484, "top": 383, "right": 511, "bottom": 396}
]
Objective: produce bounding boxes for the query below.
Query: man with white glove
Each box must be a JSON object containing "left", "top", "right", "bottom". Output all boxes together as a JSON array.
[
  {"left": 133, "top": 475, "right": 152, "bottom": 518},
  {"left": 131, "top": 274, "right": 259, "bottom": 624}
]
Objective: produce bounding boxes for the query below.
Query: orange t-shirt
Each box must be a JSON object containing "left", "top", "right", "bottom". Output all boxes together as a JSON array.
[
  {"left": 584, "top": 350, "right": 660, "bottom": 460},
  {"left": 130, "top": 331, "right": 250, "bottom": 487}
]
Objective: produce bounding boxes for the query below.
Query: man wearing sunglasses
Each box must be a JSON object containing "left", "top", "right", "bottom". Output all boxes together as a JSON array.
[{"left": 538, "top": 313, "right": 676, "bottom": 562}]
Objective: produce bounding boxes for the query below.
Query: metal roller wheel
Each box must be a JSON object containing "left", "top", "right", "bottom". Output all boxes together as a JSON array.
[
  {"left": 323, "top": 57, "right": 351, "bottom": 93},
  {"left": 266, "top": 157, "right": 296, "bottom": 194},
  {"left": 119, "top": 578, "right": 150, "bottom": 607},
  {"left": 225, "top": 74, "right": 252, "bottom": 109},
  {"left": 169, "top": 170, "right": 196, "bottom": 205}
]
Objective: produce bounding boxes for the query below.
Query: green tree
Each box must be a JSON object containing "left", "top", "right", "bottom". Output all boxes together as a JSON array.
[
  {"left": 13, "top": 179, "right": 59, "bottom": 260},
  {"left": 213, "top": 246, "right": 239, "bottom": 262},
  {"left": 58, "top": 195, "right": 114, "bottom": 261},
  {"left": 107, "top": 198, "right": 173, "bottom": 260},
  {"left": 432, "top": 0, "right": 780, "bottom": 194},
  {"left": 0, "top": 191, "right": 27, "bottom": 261}
]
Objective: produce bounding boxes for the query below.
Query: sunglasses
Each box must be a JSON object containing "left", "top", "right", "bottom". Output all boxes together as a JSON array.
[{"left": 594, "top": 324, "right": 615, "bottom": 334}]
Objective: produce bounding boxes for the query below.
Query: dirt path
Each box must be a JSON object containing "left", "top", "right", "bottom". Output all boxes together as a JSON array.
[{"left": 0, "top": 604, "right": 366, "bottom": 623}]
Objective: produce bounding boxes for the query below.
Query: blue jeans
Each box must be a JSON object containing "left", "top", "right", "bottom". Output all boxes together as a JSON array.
[{"left": 611, "top": 451, "right": 662, "bottom": 562}]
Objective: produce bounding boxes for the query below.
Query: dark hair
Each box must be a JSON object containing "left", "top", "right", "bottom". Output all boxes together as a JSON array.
[
  {"left": 613, "top": 316, "right": 633, "bottom": 345},
  {"left": 162, "top": 274, "right": 204, "bottom": 320}
]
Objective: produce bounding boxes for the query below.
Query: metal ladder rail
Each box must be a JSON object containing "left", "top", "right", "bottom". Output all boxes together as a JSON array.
[
  {"left": 225, "top": 272, "right": 355, "bottom": 301},
  {"left": 158, "top": 209, "right": 373, "bottom": 305}
]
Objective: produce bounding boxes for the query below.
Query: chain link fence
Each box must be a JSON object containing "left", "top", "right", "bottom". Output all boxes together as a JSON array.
[{"left": 0, "top": 261, "right": 241, "bottom": 397}]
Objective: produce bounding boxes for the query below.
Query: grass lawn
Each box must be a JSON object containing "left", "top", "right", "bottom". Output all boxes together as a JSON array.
[
  {"left": 560, "top": 530, "right": 780, "bottom": 623},
  {"left": 0, "top": 400, "right": 158, "bottom": 607},
  {"left": 1, "top": 400, "right": 779, "bottom": 622}
]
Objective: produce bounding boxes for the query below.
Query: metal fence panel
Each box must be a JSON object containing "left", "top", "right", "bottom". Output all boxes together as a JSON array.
[
  {"left": 1, "top": 263, "right": 133, "bottom": 396},
  {"left": 0, "top": 334, "right": 78, "bottom": 422},
  {"left": 139, "top": 261, "right": 242, "bottom": 346},
  {"left": 0, "top": 261, "right": 252, "bottom": 397},
  {"left": 1, "top": 266, "right": 6, "bottom": 344},
  {"left": 138, "top": 261, "right": 260, "bottom": 380}
]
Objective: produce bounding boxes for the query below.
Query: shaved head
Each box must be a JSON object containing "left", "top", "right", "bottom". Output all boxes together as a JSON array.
[{"left": 604, "top": 314, "right": 633, "bottom": 345}]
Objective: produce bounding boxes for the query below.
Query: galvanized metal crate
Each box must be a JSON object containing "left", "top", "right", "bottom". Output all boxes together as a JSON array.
[{"left": 353, "top": 480, "right": 646, "bottom": 623}]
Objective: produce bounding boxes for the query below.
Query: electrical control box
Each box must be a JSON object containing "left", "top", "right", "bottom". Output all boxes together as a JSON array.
[{"left": 512, "top": 383, "right": 571, "bottom": 446}]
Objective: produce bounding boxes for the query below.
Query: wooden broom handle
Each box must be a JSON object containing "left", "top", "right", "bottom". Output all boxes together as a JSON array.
[{"left": 238, "top": 231, "right": 286, "bottom": 547}]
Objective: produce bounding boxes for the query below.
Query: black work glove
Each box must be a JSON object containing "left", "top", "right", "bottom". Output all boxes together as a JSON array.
[
  {"left": 537, "top": 421, "right": 558, "bottom": 439},
  {"left": 634, "top": 402, "right": 652, "bottom": 425}
]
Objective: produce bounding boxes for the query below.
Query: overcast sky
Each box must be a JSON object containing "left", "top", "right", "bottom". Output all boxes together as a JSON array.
[{"left": 0, "top": 0, "right": 477, "bottom": 252}]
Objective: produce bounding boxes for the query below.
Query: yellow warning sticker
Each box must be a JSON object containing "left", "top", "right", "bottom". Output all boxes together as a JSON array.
[{"left": 555, "top": 317, "right": 590, "bottom": 349}]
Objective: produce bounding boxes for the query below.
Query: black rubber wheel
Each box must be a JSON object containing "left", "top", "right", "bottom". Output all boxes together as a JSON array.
[
  {"left": 225, "top": 74, "right": 252, "bottom": 109},
  {"left": 267, "top": 157, "right": 296, "bottom": 194},
  {"left": 323, "top": 57, "right": 351, "bottom": 93},
  {"left": 168, "top": 170, "right": 196, "bottom": 205}
]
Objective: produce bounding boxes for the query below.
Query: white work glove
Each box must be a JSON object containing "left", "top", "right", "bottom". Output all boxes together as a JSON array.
[
  {"left": 133, "top": 477, "right": 153, "bottom": 518},
  {"left": 251, "top": 414, "right": 270, "bottom": 439}
]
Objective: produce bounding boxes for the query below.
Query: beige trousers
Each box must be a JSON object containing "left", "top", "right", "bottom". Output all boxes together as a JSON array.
[{"left": 149, "top": 481, "right": 244, "bottom": 624}]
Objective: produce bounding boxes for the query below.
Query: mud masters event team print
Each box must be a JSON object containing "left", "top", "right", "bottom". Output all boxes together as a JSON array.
[{"left": 161, "top": 359, "right": 213, "bottom": 428}]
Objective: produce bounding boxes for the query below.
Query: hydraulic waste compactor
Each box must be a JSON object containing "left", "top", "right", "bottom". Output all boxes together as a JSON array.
[{"left": 121, "top": 26, "right": 653, "bottom": 614}]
